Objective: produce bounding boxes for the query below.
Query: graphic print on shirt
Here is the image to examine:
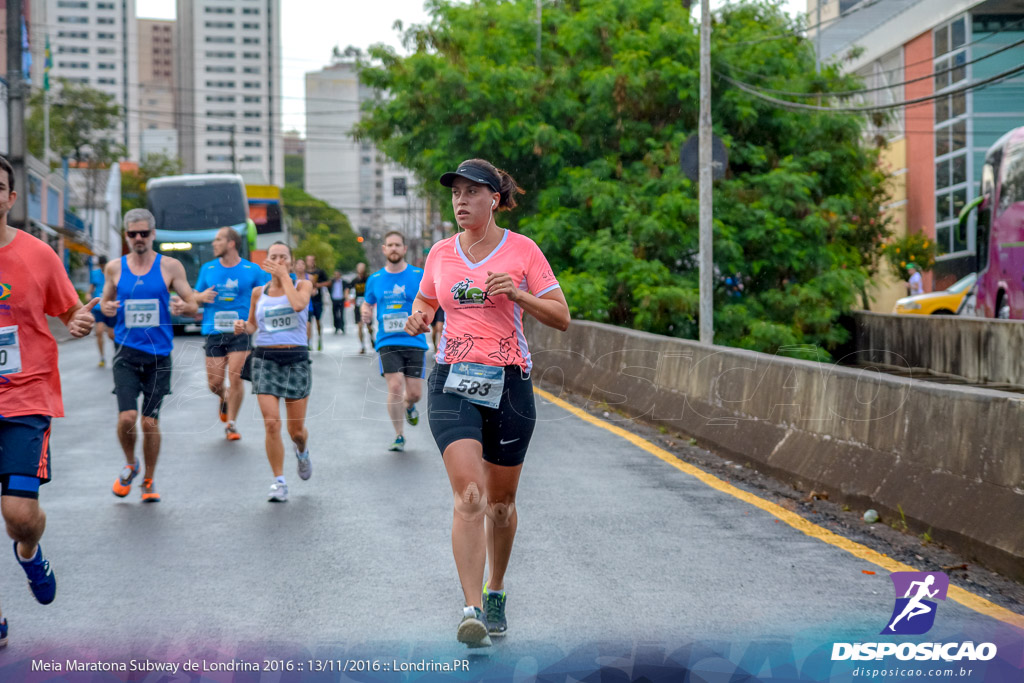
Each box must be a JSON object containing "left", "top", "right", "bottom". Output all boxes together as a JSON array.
[
  {"left": 445, "top": 333, "right": 481, "bottom": 362},
  {"left": 487, "top": 333, "right": 522, "bottom": 366},
  {"left": 450, "top": 278, "right": 492, "bottom": 306}
]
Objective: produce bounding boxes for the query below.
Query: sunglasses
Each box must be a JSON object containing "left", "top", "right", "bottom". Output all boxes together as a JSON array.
[{"left": 126, "top": 230, "right": 152, "bottom": 239}]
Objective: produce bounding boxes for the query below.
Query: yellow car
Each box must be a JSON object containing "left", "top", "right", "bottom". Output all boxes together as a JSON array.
[{"left": 893, "top": 272, "right": 976, "bottom": 315}]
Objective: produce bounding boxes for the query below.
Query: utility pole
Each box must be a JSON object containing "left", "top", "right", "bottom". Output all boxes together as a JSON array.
[
  {"left": 815, "top": 0, "right": 822, "bottom": 74},
  {"left": 535, "top": 0, "right": 542, "bottom": 69},
  {"left": 698, "top": 0, "right": 713, "bottom": 345},
  {"left": 6, "top": 0, "right": 27, "bottom": 229},
  {"left": 229, "top": 124, "right": 237, "bottom": 173}
]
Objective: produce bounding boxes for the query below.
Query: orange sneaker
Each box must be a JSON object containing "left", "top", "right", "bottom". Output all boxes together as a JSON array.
[
  {"left": 225, "top": 424, "right": 241, "bottom": 441},
  {"left": 112, "top": 460, "right": 140, "bottom": 497},
  {"left": 141, "top": 479, "right": 161, "bottom": 503},
  {"left": 218, "top": 399, "right": 228, "bottom": 423}
]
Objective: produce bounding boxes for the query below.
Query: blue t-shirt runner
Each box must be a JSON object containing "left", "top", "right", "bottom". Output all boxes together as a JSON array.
[
  {"left": 365, "top": 264, "right": 429, "bottom": 351},
  {"left": 363, "top": 248, "right": 429, "bottom": 453},
  {"left": 195, "top": 258, "right": 270, "bottom": 336}
]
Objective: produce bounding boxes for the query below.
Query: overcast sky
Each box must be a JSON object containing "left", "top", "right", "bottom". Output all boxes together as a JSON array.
[{"left": 136, "top": 0, "right": 806, "bottom": 136}]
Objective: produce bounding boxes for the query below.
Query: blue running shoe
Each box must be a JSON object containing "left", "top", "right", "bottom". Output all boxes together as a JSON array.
[
  {"left": 483, "top": 583, "right": 508, "bottom": 637},
  {"left": 14, "top": 542, "right": 56, "bottom": 605},
  {"left": 0, "top": 617, "right": 7, "bottom": 647},
  {"left": 405, "top": 404, "right": 419, "bottom": 426},
  {"left": 457, "top": 606, "right": 491, "bottom": 648},
  {"left": 388, "top": 435, "right": 406, "bottom": 452}
]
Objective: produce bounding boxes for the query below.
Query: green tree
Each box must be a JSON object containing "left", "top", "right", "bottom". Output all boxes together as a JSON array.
[
  {"left": 281, "top": 186, "right": 364, "bottom": 270},
  {"left": 121, "top": 153, "right": 184, "bottom": 215},
  {"left": 27, "top": 79, "right": 125, "bottom": 163},
  {"left": 357, "top": 0, "right": 891, "bottom": 357},
  {"left": 285, "top": 154, "right": 304, "bottom": 189}
]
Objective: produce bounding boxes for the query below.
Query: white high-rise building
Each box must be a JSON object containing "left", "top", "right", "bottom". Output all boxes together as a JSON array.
[
  {"left": 305, "top": 60, "right": 428, "bottom": 264},
  {"left": 175, "top": 0, "right": 283, "bottom": 185},
  {"left": 37, "top": 0, "right": 140, "bottom": 160}
]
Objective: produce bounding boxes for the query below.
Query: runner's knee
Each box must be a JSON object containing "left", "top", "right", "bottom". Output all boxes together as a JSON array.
[
  {"left": 286, "top": 422, "right": 305, "bottom": 441},
  {"left": 140, "top": 416, "right": 160, "bottom": 431},
  {"left": 485, "top": 500, "right": 516, "bottom": 528},
  {"left": 405, "top": 384, "right": 422, "bottom": 404},
  {"left": 453, "top": 481, "right": 486, "bottom": 521},
  {"left": 264, "top": 416, "right": 281, "bottom": 435},
  {"left": 117, "top": 412, "right": 137, "bottom": 429}
]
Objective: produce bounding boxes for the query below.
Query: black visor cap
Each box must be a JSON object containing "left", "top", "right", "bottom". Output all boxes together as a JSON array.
[{"left": 439, "top": 162, "right": 501, "bottom": 194}]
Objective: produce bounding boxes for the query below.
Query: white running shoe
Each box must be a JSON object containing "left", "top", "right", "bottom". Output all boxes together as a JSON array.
[
  {"left": 296, "top": 448, "right": 312, "bottom": 481},
  {"left": 268, "top": 482, "right": 289, "bottom": 502}
]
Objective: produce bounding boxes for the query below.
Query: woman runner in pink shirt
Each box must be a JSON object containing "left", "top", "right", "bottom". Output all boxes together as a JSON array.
[{"left": 405, "top": 158, "right": 570, "bottom": 648}]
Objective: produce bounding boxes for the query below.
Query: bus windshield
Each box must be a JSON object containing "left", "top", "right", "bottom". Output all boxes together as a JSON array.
[{"left": 148, "top": 182, "right": 248, "bottom": 230}]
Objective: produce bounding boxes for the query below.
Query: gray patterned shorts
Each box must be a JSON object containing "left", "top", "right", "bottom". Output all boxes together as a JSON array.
[{"left": 251, "top": 350, "right": 312, "bottom": 399}]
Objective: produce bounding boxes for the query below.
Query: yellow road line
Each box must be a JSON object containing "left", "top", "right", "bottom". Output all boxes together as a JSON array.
[{"left": 533, "top": 387, "right": 1024, "bottom": 631}]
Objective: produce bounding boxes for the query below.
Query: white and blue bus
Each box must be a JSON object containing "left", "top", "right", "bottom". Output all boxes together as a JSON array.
[{"left": 146, "top": 173, "right": 257, "bottom": 328}]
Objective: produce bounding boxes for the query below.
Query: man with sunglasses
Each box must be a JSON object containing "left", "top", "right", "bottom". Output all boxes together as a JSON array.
[
  {"left": 0, "top": 154, "right": 99, "bottom": 647},
  {"left": 100, "top": 209, "right": 199, "bottom": 503}
]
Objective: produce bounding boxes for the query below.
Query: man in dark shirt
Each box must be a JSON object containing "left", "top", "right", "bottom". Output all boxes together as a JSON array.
[{"left": 304, "top": 254, "right": 329, "bottom": 351}]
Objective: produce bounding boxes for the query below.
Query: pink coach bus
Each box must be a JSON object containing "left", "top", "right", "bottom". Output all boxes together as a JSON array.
[{"left": 958, "top": 126, "right": 1024, "bottom": 318}]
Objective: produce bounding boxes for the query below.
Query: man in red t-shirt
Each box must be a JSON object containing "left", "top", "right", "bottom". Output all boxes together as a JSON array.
[{"left": 0, "top": 155, "right": 98, "bottom": 647}]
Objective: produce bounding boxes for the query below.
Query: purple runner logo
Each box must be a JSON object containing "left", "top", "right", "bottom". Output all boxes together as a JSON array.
[{"left": 882, "top": 572, "right": 948, "bottom": 635}]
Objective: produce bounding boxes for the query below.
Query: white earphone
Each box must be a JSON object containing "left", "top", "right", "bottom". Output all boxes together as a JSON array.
[{"left": 491, "top": 199, "right": 497, "bottom": 209}]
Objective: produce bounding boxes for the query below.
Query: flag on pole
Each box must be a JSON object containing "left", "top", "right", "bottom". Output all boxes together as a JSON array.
[
  {"left": 20, "top": 17, "right": 32, "bottom": 82},
  {"left": 44, "top": 35, "right": 52, "bottom": 91}
]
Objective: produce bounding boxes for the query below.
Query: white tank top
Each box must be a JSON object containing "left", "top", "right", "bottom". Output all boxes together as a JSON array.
[{"left": 254, "top": 286, "right": 309, "bottom": 347}]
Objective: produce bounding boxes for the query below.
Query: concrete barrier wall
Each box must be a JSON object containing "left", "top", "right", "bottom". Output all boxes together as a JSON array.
[
  {"left": 526, "top": 319, "right": 1024, "bottom": 581},
  {"left": 854, "top": 311, "right": 1024, "bottom": 387}
]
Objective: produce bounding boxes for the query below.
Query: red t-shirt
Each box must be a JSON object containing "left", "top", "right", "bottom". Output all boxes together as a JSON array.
[{"left": 0, "top": 230, "right": 80, "bottom": 418}]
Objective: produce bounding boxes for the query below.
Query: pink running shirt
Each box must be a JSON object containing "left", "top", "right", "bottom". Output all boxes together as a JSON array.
[{"left": 419, "top": 230, "right": 559, "bottom": 372}]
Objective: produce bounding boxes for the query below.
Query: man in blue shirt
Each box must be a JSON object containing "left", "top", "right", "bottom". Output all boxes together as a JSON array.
[
  {"left": 361, "top": 231, "right": 429, "bottom": 452},
  {"left": 195, "top": 227, "right": 270, "bottom": 441},
  {"left": 89, "top": 255, "right": 116, "bottom": 367}
]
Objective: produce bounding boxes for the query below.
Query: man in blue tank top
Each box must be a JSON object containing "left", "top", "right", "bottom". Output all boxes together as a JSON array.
[
  {"left": 99, "top": 208, "right": 199, "bottom": 503},
  {"left": 195, "top": 227, "right": 270, "bottom": 441},
  {"left": 361, "top": 231, "right": 429, "bottom": 452}
]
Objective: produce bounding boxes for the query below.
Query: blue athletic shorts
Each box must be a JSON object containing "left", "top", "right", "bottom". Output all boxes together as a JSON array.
[{"left": 0, "top": 415, "right": 53, "bottom": 496}]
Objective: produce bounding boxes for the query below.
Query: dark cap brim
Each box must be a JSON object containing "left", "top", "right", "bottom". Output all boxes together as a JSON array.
[{"left": 439, "top": 165, "right": 500, "bottom": 193}]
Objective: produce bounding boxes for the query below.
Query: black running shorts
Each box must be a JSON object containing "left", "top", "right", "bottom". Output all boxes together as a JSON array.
[
  {"left": 378, "top": 346, "right": 426, "bottom": 378},
  {"left": 426, "top": 363, "right": 536, "bottom": 467},
  {"left": 112, "top": 345, "right": 173, "bottom": 418},
  {"left": 205, "top": 332, "right": 250, "bottom": 357}
]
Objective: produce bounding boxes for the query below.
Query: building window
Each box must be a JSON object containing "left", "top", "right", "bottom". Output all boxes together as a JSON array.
[
  {"left": 57, "top": 46, "right": 89, "bottom": 54},
  {"left": 98, "top": 63, "right": 116, "bottom": 70},
  {"left": 96, "top": 2, "right": 115, "bottom": 8},
  {"left": 243, "top": 52, "right": 260, "bottom": 59},
  {"left": 97, "top": 32, "right": 115, "bottom": 39},
  {"left": 241, "top": 155, "right": 262, "bottom": 162},
  {"left": 244, "top": 126, "right": 262, "bottom": 133},
  {"left": 205, "top": 95, "right": 237, "bottom": 103},
  {"left": 243, "top": 66, "right": 260, "bottom": 74},
  {"left": 362, "top": 156, "right": 371, "bottom": 164},
  {"left": 205, "top": 21, "right": 235, "bottom": 29},
  {"left": 244, "top": 141, "right": 262, "bottom": 148},
  {"left": 205, "top": 51, "right": 236, "bottom": 59},
  {"left": 207, "top": 155, "right": 232, "bottom": 162},
  {"left": 57, "top": 31, "right": 88, "bottom": 39},
  {"left": 97, "top": 77, "right": 116, "bottom": 85},
  {"left": 207, "top": 124, "right": 232, "bottom": 132},
  {"left": 242, "top": 7, "right": 259, "bottom": 14},
  {"left": 243, "top": 81, "right": 262, "bottom": 89},
  {"left": 206, "top": 111, "right": 237, "bottom": 118},
  {"left": 205, "top": 6, "right": 234, "bottom": 13},
  {"left": 97, "top": 47, "right": 115, "bottom": 54},
  {"left": 57, "top": 0, "right": 88, "bottom": 7},
  {"left": 242, "top": 37, "right": 260, "bottom": 44},
  {"left": 96, "top": 17, "right": 115, "bottom": 25},
  {"left": 206, "top": 36, "right": 235, "bottom": 44},
  {"left": 58, "top": 61, "right": 89, "bottom": 69},
  {"left": 58, "top": 16, "right": 88, "bottom": 24},
  {"left": 393, "top": 177, "right": 407, "bottom": 197},
  {"left": 206, "top": 81, "right": 236, "bottom": 88},
  {"left": 242, "top": 23, "right": 259, "bottom": 29},
  {"left": 934, "top": 14, "right": 971, "bottom": 257},
  {"left": 243, "top": 96, "right": 261, "bottom": 103},
  {"left": 206, "top": 65, "right": 236, "bottom": 73},
  {"left": 207, "top": 140, "right": 230, "bottom": 147},
  {"left": 243, "top": 111, "right": 261, "bottom": 117}
]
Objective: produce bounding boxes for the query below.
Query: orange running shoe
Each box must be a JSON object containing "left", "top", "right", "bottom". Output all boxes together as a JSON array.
[
  {"left": 225, "top": 424, "right": 241, "bottom": 441},
  {"left": 112, "top": 460, "right": 140, "bottom": 497},
  {"left": 219, "top": 399, "right": 228, "bottom": 423},
  {"left": 141, "top": 479, "right": 161, "bottom": 503}
]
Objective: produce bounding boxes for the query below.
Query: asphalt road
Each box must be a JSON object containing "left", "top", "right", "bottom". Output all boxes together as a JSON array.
[{"left": 0, "top": 324, "right": 1019, "bottom": 680}]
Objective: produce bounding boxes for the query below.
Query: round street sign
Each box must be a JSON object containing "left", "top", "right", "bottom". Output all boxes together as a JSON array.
[{"left": 680, "top": 134, "right": 728, "bottom": 183}]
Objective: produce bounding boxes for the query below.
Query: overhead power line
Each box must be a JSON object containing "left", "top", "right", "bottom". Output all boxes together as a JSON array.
[{"left": 720, "top": 61, "right": 1024, "bottom": 113}]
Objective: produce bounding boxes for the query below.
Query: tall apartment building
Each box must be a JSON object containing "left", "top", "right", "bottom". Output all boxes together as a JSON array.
[
  {"left": 138, "top": 18, "right": 176, "bottom": 158},
  {"left": 812, "top": 0, "right": 1024, "bottom": 312},
  {"left": 37, "top": 0, "right": 140, "bottom": 160},
  {"left": 305, "top": 60, "right": 429, "bottom": 265},
  {"left": 175, "top": 0, "right": 283, "bottom": 185}
]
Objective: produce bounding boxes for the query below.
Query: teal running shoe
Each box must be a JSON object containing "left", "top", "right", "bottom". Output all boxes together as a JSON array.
[
  {"left": 405, "top": 404, "right": 419, "bottom": 426},
  {"left": 388, "top": 435, "right": 406, "bottom": 452},
  {"left": 483, "top": 584, "right": 507, "bottom": 636}
]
